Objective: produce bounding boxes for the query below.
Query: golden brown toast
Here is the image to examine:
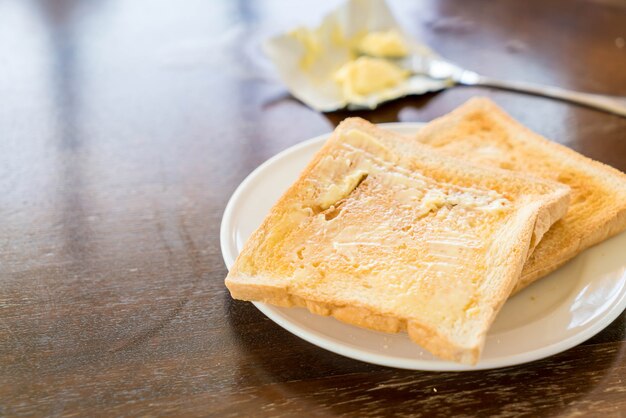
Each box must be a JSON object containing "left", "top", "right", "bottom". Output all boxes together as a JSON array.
[
  {"left": 225, "top": 118, "right": 570, "bottom": 364},
  {"left": 412, "top": 97, "right": 626, "bottom": 292}
]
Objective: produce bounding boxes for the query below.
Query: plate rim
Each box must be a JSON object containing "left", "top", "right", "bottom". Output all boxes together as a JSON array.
[{"left": 220, "top": 122, "right": 626, "bottom": 371}]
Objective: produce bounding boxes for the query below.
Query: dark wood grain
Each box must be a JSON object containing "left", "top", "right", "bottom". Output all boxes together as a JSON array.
[{"left": 1, "top": 0, "right": 625, "bottom": 416}]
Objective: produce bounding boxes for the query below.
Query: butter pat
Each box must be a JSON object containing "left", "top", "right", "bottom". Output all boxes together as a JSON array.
[
  {"left": 357, "top": 30, "right": 409, "bottom": 58},
  {"left": 317, "top": 169, "right": 368, "bottom": 210},
  {"left": 264, "top": 0, "right": 447, "bottom": 111},
  {"left": 334, "top": 57, "right": 409, "bottom": 99}
]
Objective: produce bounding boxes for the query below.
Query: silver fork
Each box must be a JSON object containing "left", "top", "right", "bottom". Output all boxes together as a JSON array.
[{"left": 399, "top": 55, "right": 626, "bottom": 118}]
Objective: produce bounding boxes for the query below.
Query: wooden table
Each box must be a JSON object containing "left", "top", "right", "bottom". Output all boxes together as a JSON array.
[{"left": 1, "top": 0, "right": 625, "bottom": 416}]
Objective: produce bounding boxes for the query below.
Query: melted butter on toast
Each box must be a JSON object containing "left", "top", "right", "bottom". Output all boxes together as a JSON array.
[{"left": 282, "top": 129, "right": 512, "bottom": 326}]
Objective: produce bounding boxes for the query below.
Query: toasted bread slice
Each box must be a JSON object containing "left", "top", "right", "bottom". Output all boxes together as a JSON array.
[
  {"left": 412, "top": 97, "right": 626, "bottom": 292},
  {"left": 225, "top": 118, "right": 570, "bottom": 364}
]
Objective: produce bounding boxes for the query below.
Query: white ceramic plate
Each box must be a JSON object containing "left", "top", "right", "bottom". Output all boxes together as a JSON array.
[{"left": 220, "top": 123, "right": 626, "bottom": 371}]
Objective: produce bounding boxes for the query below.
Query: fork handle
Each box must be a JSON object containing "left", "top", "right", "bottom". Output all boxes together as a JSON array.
[{"left": 468, "top": 76, "right": 626, "bottom": 118}]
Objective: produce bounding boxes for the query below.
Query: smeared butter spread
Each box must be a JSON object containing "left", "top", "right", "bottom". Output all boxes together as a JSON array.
[
  {"left": 275, "top": 129, "right": 513, "bottom": 325},
  {"left": 290, "top": 27, "right": 323, "bottom": 70},
  {"left": 318, "top": 169, "right": 368, "bottom": 210}
]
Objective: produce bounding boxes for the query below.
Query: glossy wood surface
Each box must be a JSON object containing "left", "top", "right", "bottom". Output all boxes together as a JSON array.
[{"left": 1, "top": 0, "right": 625, "bottom": 416}]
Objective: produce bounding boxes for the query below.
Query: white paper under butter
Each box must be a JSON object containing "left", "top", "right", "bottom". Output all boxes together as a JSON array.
[{"left": 264, "top": 0, "right": 449, "bottom": 111}]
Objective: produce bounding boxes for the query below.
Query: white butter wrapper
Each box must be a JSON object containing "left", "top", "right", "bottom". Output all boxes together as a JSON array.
[{"left": 264, "top": 0, "right": 449, "bottom": 112}]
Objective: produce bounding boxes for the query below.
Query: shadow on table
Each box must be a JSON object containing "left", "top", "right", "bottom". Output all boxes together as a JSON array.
[
  {"left": 263, "top": 91, "right": 441, "bottom": 127},
  {"left": 322, "top": 92, "right": 440, "bottom": 127},
  {"left": 225, "top": 296, "right": 624, "bottom": 416}
]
